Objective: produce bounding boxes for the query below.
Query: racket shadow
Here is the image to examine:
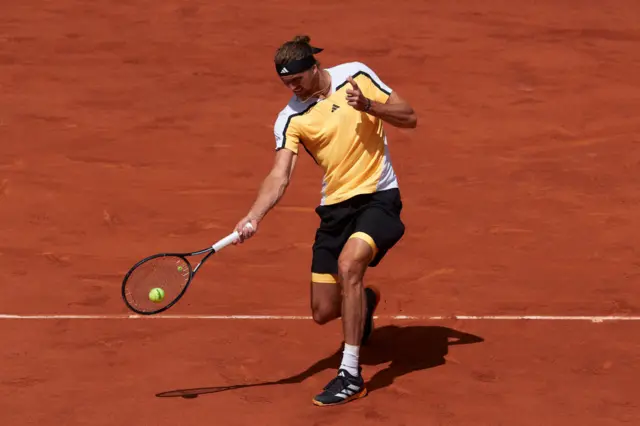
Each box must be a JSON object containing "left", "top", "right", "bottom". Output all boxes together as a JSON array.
[{"left": 155, "top": 325, "right": 484, "bottom": 399}]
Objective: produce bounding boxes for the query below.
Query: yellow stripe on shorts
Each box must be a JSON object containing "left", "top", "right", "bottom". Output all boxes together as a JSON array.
[
  {"left": 311, "top": 273, "right": 338, "bottom": 284},
  {"left": 349, "top": 232, "right": 378, "bottom": 262}
]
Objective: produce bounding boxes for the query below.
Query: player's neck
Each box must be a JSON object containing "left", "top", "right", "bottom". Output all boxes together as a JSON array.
[
  {"left": 297, "top": 70, "right": 332, "bottom": 103},
  {"left": 315, "top": 70, "right": 332, "bottom": 100}
]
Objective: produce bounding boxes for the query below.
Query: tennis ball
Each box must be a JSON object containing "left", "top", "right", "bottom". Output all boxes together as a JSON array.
[
  {"left": 177, "top": 265, "right": 183, "bottom": 272},
  {"left": 149, "top": 287, "right": 165, "bottom": 303}
]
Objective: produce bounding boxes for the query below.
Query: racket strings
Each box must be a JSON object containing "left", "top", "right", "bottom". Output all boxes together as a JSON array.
[{"left": 123, "top": 256, "right": 190, "bottom": 313}]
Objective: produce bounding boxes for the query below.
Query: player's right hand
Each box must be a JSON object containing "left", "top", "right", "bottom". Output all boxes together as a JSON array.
[{"left": 234, "top": 217, "right": 258, "bottom": 244}]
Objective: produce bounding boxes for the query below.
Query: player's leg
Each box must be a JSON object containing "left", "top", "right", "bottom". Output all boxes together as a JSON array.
[
  {"left": 309, "top": 234, "right": 372, "bottom": 328},
  {"left": 354, "top": 188, "right": 405, "bottom": 342},
  {"left": 312, "top": 237, "right": 370, "bottom": 407},
  {"left": 310, "top": 275, "right": 341, "bottom": 325},
  {"left": 308, "top": 202, "right": 355, "bottom": 325},
  {"left": 309, "top": 271, "right": 376, "bottom": 335},
  {"left": 312, "top": 189, "right": 404, "bottom": 407},
  {"left": 338, "top": 237, "right": 373, "bottom": 348}
]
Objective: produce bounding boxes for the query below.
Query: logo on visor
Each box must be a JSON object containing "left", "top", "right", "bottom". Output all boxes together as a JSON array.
[{"left": 280, "top": 67, "right": 289, "bottom": 74}]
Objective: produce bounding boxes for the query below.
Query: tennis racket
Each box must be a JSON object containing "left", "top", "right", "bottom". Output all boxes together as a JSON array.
[{"left": 121, "top": 224, "right": 253, "bottom": 315}]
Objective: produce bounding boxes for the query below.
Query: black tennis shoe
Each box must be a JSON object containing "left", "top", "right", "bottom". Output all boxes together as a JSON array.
[
  {"left": 312, "top": 368, "right": 367, "bottom": 406},
  {"left": 362, "top": 286, "right": 380, "bottom": 346}
]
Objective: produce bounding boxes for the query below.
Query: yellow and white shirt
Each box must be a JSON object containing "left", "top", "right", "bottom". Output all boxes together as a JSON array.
[{"left": 274, "top": 62, "right": 399, "bottom": 206}]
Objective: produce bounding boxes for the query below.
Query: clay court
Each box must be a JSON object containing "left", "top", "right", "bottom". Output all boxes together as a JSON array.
[{"left": 2, "top": 0, "right": 640, "bottom": 424}]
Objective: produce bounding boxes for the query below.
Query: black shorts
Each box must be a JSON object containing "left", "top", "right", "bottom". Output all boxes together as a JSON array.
[{"left": 311, "top": 188, "right": 405, "bottom": 284}]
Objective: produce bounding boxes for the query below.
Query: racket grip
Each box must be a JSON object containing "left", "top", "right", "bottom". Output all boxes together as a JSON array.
[{"left": 212, "top": 223, "right": 254, "bottom": 252}]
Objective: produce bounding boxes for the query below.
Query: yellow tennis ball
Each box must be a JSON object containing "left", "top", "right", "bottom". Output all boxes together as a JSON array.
[
  {"left": 177, "top": 265, "right": 183, "bottom": 272},
  {"left": 149, "top": 287, "right": 165, "bottom": 303}
]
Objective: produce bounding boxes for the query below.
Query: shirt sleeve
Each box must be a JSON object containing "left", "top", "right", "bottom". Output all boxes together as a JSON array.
[
  {"left": 353, "top": 62, "right": 392, "bottom": 104},
  {"left": 273, "top": 111, "right": 300, "bottom": 154}
]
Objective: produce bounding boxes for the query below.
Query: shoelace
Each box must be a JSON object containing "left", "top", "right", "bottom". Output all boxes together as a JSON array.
[{"left": 323, "top": 374, "right": 349, "bottom": 392}]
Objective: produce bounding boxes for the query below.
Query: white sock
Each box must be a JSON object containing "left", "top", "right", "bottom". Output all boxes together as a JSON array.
[{"left": 339, "top": 343, "right": 360, "bottom": 376}]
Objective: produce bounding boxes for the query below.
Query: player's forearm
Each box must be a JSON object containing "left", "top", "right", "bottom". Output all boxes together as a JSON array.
[
  {"left": 367, "top": 100, "right": 417, "bottom": 128},
  {"left": 247, "top": 173, "right": 289, "bottom": 222}
]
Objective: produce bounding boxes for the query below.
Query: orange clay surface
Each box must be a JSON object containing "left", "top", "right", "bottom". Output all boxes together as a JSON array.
[{"left": 1, "top": 0, "right": 640, "bottom": 424}]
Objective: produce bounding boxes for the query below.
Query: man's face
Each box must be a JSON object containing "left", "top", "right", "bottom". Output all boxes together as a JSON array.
[{"left": 280, "top": 66, "right": 317, "bottom": 99}]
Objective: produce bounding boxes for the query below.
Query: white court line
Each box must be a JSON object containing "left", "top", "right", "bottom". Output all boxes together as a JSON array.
[{"left": 0, "top": 314, "right": 639, "bottom": 322}]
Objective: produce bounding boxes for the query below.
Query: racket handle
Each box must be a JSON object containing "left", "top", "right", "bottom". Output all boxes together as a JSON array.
[{"left": 212, "top": 223, "right": 254, "bottom": 252}]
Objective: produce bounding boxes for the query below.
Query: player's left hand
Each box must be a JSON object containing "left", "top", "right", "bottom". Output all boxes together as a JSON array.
[{"left": 346, "top": 76, "right": 371, "bottom": 112}]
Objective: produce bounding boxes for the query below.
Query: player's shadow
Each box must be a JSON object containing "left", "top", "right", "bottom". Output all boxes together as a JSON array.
[{"left": 155, "top": 325, "right": 484, "bottom": 399}]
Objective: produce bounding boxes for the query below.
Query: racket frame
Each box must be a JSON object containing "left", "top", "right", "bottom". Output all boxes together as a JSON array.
[{"left": 121, "top": 226, "right": 248, "bottom": 315}]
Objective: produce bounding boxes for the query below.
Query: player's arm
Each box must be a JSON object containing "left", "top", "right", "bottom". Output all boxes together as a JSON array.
[
  {"left": 346, "top": 76, "right": 417, "bottom": 129},
  {"left": 368, "top": 91, "right": 417, "bottom": 129},
  {"left": 249, "top": 148, "right": 297, "bottom": 221},
  {"left": 234, "top": 148, "right": 297, "bottom": 241}
]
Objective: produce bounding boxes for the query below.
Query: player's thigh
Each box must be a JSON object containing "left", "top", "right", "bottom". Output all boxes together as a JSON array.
[
  {"left": 309, "top": 199, "right": 358, "bottom": 312},
  {"left": 310, "top": 208, "right": 354, "bottom": 297},
  {"left": 353, "top": 189, "right": 405, "bottom": 266},
  {"left": 337, "top": 237, "right": 374, "bottom": 280},
  {"left": 310, "top": 277, "right": 341, "bottom": 309},
  {"left": 310, "top": 242, "right": 343, "bottom": 316}
]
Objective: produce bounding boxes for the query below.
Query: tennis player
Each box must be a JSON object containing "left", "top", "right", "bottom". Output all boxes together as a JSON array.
[{"left": 234, "top": 35, "right": 417, "bottom": 406}]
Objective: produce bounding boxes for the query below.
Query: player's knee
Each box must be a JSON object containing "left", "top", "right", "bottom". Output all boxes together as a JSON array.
[
  {"left": 312, "top": 304, "right": 336, "bottom": 325},
  {"left": 338, "top": 238, "right": 373, "bottom": 286},
  {"left": 337, "top": 257, "right": 366, "bottom": 287}
]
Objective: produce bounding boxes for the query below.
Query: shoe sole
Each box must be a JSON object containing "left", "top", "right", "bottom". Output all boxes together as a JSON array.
[{"left": 312, "top": 388, "right": 368, "bottom": 407}]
